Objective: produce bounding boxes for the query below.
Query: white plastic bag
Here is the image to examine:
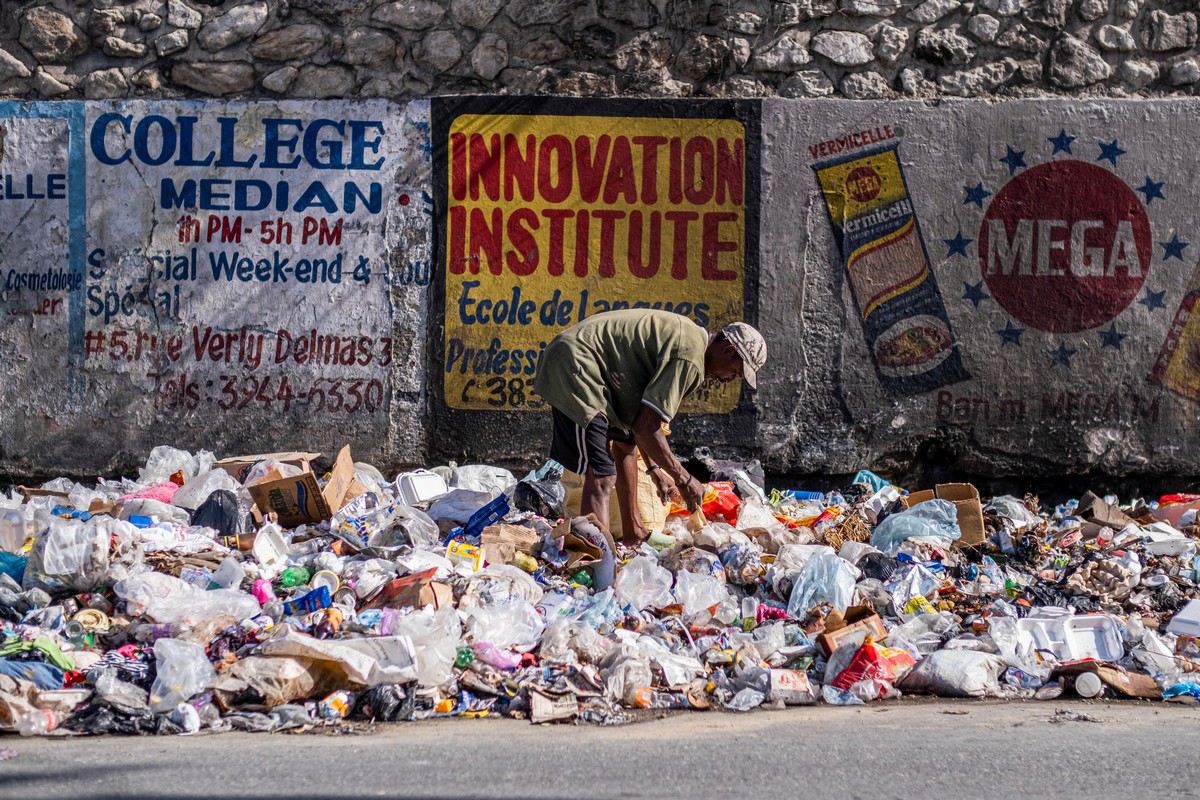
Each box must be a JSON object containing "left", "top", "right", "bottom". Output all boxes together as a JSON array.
[
  {"left": 381, "top": 605, "right": 461, "bottom": 687},
  {"left": 114, "top": 572, "right": 260, "bottom": 625},
  {"left": 150, "top": 638, "right": 217, "bottom": 714},
  {"left": 171, "top": 468, "right": 252, "bottom": 512},
  {"left": 615, "top": 555, "right": 674, "bottom": 611},
  {"left": 425, "top": 489, "right": 497, "bottom": 525},
  {"left": 898, "top": 650, "right": 1005, "bottom": 698},
  {"left": 139, "top": 446, "right": 215, "bottom": 485},
  {"left": 673, "top": 570, "right": 727, "bottom": 617},
  {"left": 23, "top": 518, "right": 112, "bottom": 592},
  {"left": 787, "top": 552, "right": 859, "bottom": 616},
  {"left": 465, "top": 600, "right": 544, "bottom": 652},
  {"left": 451, "top": 465, "right": 516, "bottom": 494}
]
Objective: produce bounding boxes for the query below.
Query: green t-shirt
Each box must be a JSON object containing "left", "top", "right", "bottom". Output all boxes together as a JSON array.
[{"left": 534, "top": 309, "right": 708, "bottom": 431}]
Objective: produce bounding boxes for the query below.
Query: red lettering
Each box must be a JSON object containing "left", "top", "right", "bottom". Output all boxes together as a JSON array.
[
  {"left": 633, "top": 135, "right": 666, "bottom": 204},
  {"left": 701, "top": 212, "right": 739, "bottom": 281},
  {"left": 668, "top": 137, "right": 684, "bottom": 204},
  {"left": 683, "top": 137, "right": 714, "bottom": 205},
  {"left": 628, "top": 210, "right": 661, "bottom": 279},
  {"left": 603, "top": 136, "right": 637, "bottom": 204},
  {"left": 593, "top": 209, "right": 624, "bottom": 277},
  {"left": 469, "top": 207, "right": 503, "bottom": 274},
  {"left": 468, "top": 133, "right": 500, "bottom": 202},
  {"left": 665, "top": 210, "right": 699, "bottom": 279},
  {"left": 449, "top": 205, "right": 467, "bottom": 274},
  {"left": 716, "top": 138, "right": 743, "bottom": 205},
  {"left": 573, "top": 209, "right": 590, "bottom": 277},
  {"left": 450, "top": 132, "right": 467, "bottom": 201},
  {"left": 574, "top": 135, "right": 610, "bottom": 203},
  {"left": 542, "top": 209, "right": 572, "bottom": 277},
  {"left": 503, "top": 134, "right": 536, "bottom": 202},
  {"left": 538, "top": 135, "right": 573, "bottom": 203},
  {"left": 505, "top": 208, "right": 539, "bottom": 276}
]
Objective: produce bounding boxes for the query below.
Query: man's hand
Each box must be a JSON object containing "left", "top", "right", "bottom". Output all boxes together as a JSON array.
[
  {"left": 679, "top": 475, "right": 706, "bottom": 512},
  {"left": 648, "top": 467, "right": 675, "bottom": 504}
]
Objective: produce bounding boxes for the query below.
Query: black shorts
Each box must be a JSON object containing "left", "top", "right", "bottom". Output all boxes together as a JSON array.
[{"left": 549, "top": 408, "right": 635, "bottom": 477}]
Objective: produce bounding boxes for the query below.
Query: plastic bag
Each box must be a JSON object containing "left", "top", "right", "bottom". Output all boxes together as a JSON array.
[
  {"left": 898, "top": 650, "right": 1005, "bottom": 698},
  {"left": 673, "top": 570, "right": 727, "bottom": 617},
  {"left": 23, "top": 518, "right": 111, "bottom": 593},
  {"left": 465, "top": 600, "right": 544, "bottom": 652},
  {"left": 699, "top": 482, "right": 740, "bottom": 524},
  {"left": 615, "top": 555, "right": 674, "bottom": 611},
  {"left": 736, "top": 496, "right": 785, "bottom": 536},
  {"left": 139, "top": 446, "right": 214, "bottom": 485},
  {"left": 218, "top": 655, "right": 341, "bottom": 709},
  {"left": 870, "top": 500, "right": 961, "bottom": 555},
  {"left": 513, "top": 462, "right": 567, "bottom": 519},
  {"left": 460, "top": 564, "right": 545, "bottom": 609},
  {"left": 787, "top": 552, "right": 859, "bottom": 616},
  {"left": 150, "top": 638, "right": 217, "bottom": 714},
  {"left": 425, "top": 489, "right": 497, "bottom": 525},
  {"left": 599, "top": 642, "right": 653, "bottom": 706},
  {"left": 114, "top": 572, "right": 261, "bottom": 625},
  {"left": 382, "top": 605, "right": 461, "bottom": 687},
  {"left": 450, "top": 465, "right": 516, "bottom": 494},
  {"left": 188, "top": 490, "right": 245, "bottom": 539},
  {"left": 540, "top": 619, "right": 613, "bottom": 665},
  {"left": 172, "top": 469, "right": 251, "bottom": 512}
]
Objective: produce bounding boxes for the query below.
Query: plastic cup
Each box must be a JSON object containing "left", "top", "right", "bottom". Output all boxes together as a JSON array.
[{"left": 311, "top": 569, "right": 341, "bottom": 594}]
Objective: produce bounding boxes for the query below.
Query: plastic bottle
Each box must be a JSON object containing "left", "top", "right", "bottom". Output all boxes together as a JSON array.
[
  {"left": 278, "top": 565, "right": 313, "bottom": 588},
  {"left": 1074, "top": 671, "right": 1103, "bottom": 699},
  {"left": 16, "top": 709, "right": 58, "bottom": 736},
  {"left": 741, "top": 597, "right": 760, "bottom": 631},
  {"left": 0, "top": 509, "right": 25, "bottom": 553}
]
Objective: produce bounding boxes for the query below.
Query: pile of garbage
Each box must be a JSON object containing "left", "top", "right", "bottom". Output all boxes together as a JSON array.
[{"left": 2, "top": 444, "right": 1200, "bottom": 736}]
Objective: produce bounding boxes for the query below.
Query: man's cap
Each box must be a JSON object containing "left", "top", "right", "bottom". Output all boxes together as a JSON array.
[{"left": 721, "top": 322, "right": 766, "bottom": 389}]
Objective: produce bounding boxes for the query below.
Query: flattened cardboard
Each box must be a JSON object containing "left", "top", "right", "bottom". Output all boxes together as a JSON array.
[
  {"left": 1051, "top": 660, "right": 1161, "bottom": 700},
  {"left": 529, "top": 690, "right": 578, "bottom": 723},
  {"left": 481, "top": 523, "right": 541, "bottom": 564},
  {"left": 19, "top": 486, "right": 70, "bottom": 503},
  {"left": 213, "top": 451, "right": 320, "bottom": 483},
  {"left": 903, "top": 483, "right": 986, "bottom": 548},
  {"left": 245, "top": 446, "right": 358, "bottom": 528}
]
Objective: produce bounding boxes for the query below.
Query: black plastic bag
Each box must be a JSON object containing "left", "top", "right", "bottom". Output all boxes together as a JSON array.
[
  {"left": 356, "top": 683, "right": 417, "bottom": 722},
  {"left": 858, "top": 552, "right": 900, "bottom": 582},
  {"left": 514, "top": 472, "right": 566, "bottom": 519},
  {"left": 190, "top": 490, "right": 243, "bottom": 538}
]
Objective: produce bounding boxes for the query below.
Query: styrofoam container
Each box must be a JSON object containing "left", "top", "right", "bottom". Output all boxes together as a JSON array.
[
  {"left": 1167, "top": 599, "right": 1200, "bottom": 638},
  {"left": 394, "top": 469, "right": 448, "bottom": 506},
  {"left": 1017, "top": 612, "right": 1123, "bottom": 662}
]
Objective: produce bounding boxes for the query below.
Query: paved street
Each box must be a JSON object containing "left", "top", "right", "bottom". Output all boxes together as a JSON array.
[{"left": 2, "top": 700, "right": 1198, "bottom": 799}]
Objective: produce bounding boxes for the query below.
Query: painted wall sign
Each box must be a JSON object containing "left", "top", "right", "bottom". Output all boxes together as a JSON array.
[{"left": 432, "top": 97, "right": 761, "bottom": 416}]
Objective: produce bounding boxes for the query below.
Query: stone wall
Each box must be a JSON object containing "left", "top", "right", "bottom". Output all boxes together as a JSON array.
[{"left": 1, "top": 0, "right": 1199, "bottom": 102}]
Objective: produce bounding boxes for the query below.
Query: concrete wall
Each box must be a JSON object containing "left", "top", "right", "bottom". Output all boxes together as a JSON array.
[
  {"left": 1, "top": 1, "right": 1199, "bottom": 102},
  {"left": 2, "top": 94, "right": 1199, "bottom": 483}
]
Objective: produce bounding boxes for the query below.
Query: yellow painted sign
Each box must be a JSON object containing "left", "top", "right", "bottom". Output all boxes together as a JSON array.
[{"left": 442, "top": 111, "right": 749, "bottom": 411}]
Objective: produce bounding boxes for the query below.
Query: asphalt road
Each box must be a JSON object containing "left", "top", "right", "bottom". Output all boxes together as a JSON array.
[{"left": 2, "top": 699, "right": 1198, "bottom": 800}]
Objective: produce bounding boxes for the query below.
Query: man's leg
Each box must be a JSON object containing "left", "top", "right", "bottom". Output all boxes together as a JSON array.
[
  {"left": 610, "top": 438, "right": 647, "bottom": 547},
  {"left": 548, "top": 408, "right": 618, "bottom": 530}
]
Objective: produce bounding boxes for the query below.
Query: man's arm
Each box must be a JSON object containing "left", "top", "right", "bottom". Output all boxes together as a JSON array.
[{"left": 630, "top": 405, "right": 705, "bottom": 510}]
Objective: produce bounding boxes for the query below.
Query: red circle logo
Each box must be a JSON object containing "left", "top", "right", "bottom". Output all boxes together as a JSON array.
[
  {"left": 978, "top": 161, "right": 1149, "bottom": 333},
  {"left": 845, "top": 166, "right": 882, "bottom": 203}
]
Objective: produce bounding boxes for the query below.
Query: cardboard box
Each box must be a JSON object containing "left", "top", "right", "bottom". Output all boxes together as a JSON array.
[
  {"left": 226, "top": 446, "right": 360, "bottom": 528},
  {"left": 816, "top": 605, "right": 888, "bottom": 657},
  {"left": 362, "top": 567, "right": 452, "bottom": 611},
  {"left": 18, "top": 486, "right": 70, "bottom": 503},
  {"left": 769, "top": 669, "right": 817, "bottom": 705},
  {"left": 903, "top": 482, "right": 987, "bottom": 548}
]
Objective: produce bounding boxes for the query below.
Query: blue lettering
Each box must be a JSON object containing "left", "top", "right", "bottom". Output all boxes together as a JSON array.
[
  {"left": 458, "top": 280, "right": 480, "bottom": 324},
  {"left": 293, "top": 181, "right": 337, "bottom": 213},
  {"left": 133, "top": 115, "right": 176, "bottom": 166},
  {"left": 175, "top": 117, "right": 215, "bottom": 167},
  {"left": 263, "top": 118, "right": 303, "bottom": 169},
  {"left": 303, "top": 119, "right": 346, "bottom": 169},
  {"left": 90, "top": 113, "right": 132, "bottom": 165},
  {"left": 216, "top": 117, "right": 257, "bottom": 168},
  {"left": 348, "top": 121, "right": 385, "bottom": 170},
  {"left": 160, "top": 178, "right": 197, "bottom": 209}
]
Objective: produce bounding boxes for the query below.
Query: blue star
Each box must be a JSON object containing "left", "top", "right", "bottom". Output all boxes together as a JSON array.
[
  {"left": 999, "top": 146, "right": 1026, "bottom": 175},
  {"left": 1137, "top": 176, "right": 1165, "bottom": 204},
  {"left": 1161, "top": 234, "right": 1189, "bottom": 261},
  {"left": 963, "top": 280, "right": 990, "bottom": 309},
  {"left": 997, "top": 320, "right": 1024, "bottom": 346},
  {"left": 944, "top": 231, "right": 973, "bottom": 257},
  {"left": 1048, "top": 343, "right": 1076, "bottom": 367},
  {"left": 1048, "top": 129, "right": 1075, "bottom": 155},
  {"left": 963, "top": 182, "right": 991, "bottom": 208},
  {"left": 1098, "top": 324, "right": 1126, "bottom": 350},
  {"left": 1097, "top": 139, "right": 1126, "bottom": 167},
  {"left": 1138, "top": 288, "right": 1167, "bottom": 312}
]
